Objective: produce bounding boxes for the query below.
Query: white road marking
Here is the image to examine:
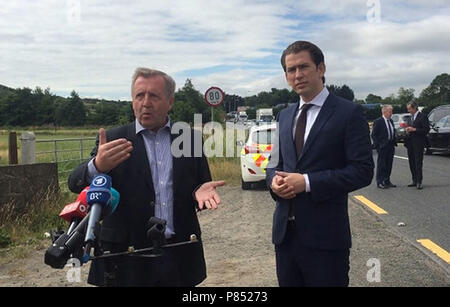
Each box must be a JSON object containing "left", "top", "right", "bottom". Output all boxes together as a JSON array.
[{"left": 394, "top": 155, "right": 409, "bottom": 160}]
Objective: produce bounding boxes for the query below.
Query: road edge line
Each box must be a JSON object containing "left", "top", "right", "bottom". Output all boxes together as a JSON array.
[{"left": 348, "top": 196, "right": 450, "bottom": 278}]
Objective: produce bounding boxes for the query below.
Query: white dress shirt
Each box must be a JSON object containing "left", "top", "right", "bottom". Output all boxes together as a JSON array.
[
  {"left": 383, "top": 116, "right": 394, "bottom": 140},
  {"left": 292, "top": 87, "right": 329, "bottom": 193}
]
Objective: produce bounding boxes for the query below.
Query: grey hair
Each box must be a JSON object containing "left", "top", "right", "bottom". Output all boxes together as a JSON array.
[
  {"left": 382, "top": 104, "right": 393, "bottom": 111},
  {"left": 131, "top": 67, "right": 176, "bottom": 98}
]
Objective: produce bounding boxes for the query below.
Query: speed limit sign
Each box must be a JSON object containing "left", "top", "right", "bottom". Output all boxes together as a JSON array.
[{"left": 204, "top": 87, "right": 225, "bottom": 107}]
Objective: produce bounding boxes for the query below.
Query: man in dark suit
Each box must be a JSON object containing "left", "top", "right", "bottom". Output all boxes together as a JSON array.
[
  {"left": 68, "top": 67, "right": 224, "bottom": 286},
  {"left": 266, "top": 41, "right": 374, "bottom": 287},
  {"left": 371, "top": 105, "right": 397, "bottom": 189},
  {"left": 404, "top": 101, "right": 430, "bottom": 190}
]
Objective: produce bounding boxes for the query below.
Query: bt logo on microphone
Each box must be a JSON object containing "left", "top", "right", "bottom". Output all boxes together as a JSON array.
[{"left": 92, "top": 176, "right": 108, "bottom": 187}]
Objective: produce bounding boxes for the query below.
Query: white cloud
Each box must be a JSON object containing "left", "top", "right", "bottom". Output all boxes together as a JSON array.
[
  {"left": 318, "top": 14, "right": 450, "bottom": 99},
  {"left": 0, "top": 0, "right": 448, "bottom": 102}
]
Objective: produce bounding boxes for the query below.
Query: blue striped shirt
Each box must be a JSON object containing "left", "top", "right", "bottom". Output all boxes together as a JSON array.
[
  {"left": 136, "top": 119, "right": 175, "bottom": 238},
  {"left": 87, "top": 119, "right": 175, "bottom": 238}
]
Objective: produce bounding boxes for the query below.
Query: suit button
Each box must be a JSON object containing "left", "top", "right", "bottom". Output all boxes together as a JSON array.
[{"left": 150, "top": 201, "right": 155, "bottom": 207}]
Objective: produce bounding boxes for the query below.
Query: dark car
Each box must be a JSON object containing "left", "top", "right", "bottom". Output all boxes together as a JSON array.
[
  {"left": 392, "top": 113, "right": 411, "bottom": 142},
  {"left": 426, "top": 105, "right": 450, "bottom": 154}
]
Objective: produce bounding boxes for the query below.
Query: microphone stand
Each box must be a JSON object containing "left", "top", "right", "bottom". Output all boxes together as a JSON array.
[{"left": 89, "top": 235, "right": 199, "bottom": 261}]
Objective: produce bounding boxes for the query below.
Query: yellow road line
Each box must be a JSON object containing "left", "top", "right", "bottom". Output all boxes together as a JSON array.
[
  {"left": 417, "top": 239, "right": 450, "bottom": 263},
  {"left": 354, "top": 195, "right": 388, "bottom": 214}
]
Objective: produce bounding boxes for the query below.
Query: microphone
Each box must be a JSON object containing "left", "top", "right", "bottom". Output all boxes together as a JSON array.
[
  {"left": 44, "top": 186, "right": 120, "bottom": 269},
  {"left": 45, "top": 212, "right": 91, "bottom": 269},
  {"left": 59, "top": 186, "right": 89, "bottom": 235},
  {"left": 83, "top": 174, "right": 113, "bottom": 261}
]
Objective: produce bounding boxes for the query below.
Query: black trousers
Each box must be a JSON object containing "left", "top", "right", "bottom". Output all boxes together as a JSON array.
[
  {"left": 376, "top": 143, "right": 395, "bottom": 185},
  {"left": 406, "top": 141, "right": 424, "bottom": 184},
  {"left": 275, "top": 221, "right": 350, "bottom": 287}
]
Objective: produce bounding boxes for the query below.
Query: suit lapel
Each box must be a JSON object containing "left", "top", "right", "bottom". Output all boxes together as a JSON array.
[
  {"left": 412, "top": 112, "right": 420, "bottom": 126},
  {"left": 381, "top": 118, "right": 389, "bottom": 139},
  {"left": 284, "top": 102, "right": 300, "bottom": 160},
  {"left": 382, "top": 118, "right": 388, "bottom": 138},
  {"left": 298, "top": 94, "right": 337, "bottom": 162},
  {"left": 127, "top": 124, "right": 154, "bottom": 192}
]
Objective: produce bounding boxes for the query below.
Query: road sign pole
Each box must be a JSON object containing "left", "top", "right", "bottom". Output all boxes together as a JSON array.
[{"left": 204, "top": 86, "right": 225, "bottom": 123}]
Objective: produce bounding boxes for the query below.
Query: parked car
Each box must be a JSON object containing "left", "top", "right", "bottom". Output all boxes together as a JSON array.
[
  {"left": 391, "top": 113, "right": 411, "bottom": 142},
  {"left": 426, "top": 105, "right": 450, "bottom": 154},
  {"left": 239, "top": 123, "right": 276, "bottom": 190}
]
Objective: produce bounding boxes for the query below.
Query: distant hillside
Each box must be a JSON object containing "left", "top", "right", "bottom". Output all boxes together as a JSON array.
[
  {"left": 0, "top": 84, "right": 15, "bottom": 96},
  {"left": 0, "top": 84, "right": 131, "bottom": 105},
  {"left": 0, "top": 85, "right": 134, "bottom": 127}
]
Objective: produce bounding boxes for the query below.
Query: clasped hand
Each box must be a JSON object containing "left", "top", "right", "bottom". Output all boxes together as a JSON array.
[{"left": 271, "top": 171, "right": 306, "bottom": 199}]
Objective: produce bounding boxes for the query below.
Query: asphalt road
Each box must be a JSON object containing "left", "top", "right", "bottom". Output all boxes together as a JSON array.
[{"left": 351, "top": 145, "right": 450, "bottom": 268}]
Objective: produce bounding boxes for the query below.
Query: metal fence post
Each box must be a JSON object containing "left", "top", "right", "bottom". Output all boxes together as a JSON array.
[
  {"left": 20, "top": 131, "right": 36, "bottom": 164},
  {"left": 8, "top": 132, "right": 18, "bottom": 165},
  {"left": 54, "top": 140, "right": 58, "bottom": 163},
  {"left": 80, "top": 139, "right": 83, "bottom": 161}
]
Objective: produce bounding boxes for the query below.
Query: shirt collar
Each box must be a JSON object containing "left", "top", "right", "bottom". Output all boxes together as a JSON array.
[
  {"left": 135, "top": 117, "right": 171, "bottom": 135},
  {"left": 299, "top": 87, "right": 329, "bottom": 110}
]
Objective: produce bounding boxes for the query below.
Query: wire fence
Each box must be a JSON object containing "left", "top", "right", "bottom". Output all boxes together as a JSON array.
[{"left": 35, "top": 137, "right": 96, "bottom": 190}]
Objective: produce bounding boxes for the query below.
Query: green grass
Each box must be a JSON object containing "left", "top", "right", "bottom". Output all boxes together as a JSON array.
[
  {"left": 0, "top": 128, "right": 99, "bottom": 166},
  {"left": 1, "top": 126, "right": 245, "bottom": 185},
  {"left": 0, "top": 190, "right": 72, "bottom": 262},
  {"left": 0, "top": 128, "right": 98, "bottom": 192}
]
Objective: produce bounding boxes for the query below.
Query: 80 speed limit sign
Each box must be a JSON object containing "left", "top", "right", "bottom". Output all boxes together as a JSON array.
[{"left": 204, "top": 87, "right": 225, "bottom": 107}]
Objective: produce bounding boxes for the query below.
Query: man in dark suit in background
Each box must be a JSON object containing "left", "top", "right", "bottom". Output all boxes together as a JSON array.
[
  {"left": 68, "top": 67, "right": 225, "bottom": 286},
  {"left": 371, "top": 105, "right": 397, "bottom": 189},
  {"left": 404, "top": 100, "right": 430, "bottom": 190},
  {"left": 266, "top": 41, "right": 374, "bottom": 287}
]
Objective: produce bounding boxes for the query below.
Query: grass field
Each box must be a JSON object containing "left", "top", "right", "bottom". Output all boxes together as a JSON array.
[
  {"left": 0, "top": 128, "right": 99, "bottom": 165},
  {"left": 1, "top": 128, "right": 99, "bottom": 193},
  {"left": 0, "top": 126, "right": 244, "bottom": 185}
]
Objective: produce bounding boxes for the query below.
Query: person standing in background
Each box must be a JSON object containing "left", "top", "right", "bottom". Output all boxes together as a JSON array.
[
  {"left": 371, "top": 105, "right": 397, "bottom": 189},
  {"left": 404, "top": 100, "right": 430, "bottom": 190}
]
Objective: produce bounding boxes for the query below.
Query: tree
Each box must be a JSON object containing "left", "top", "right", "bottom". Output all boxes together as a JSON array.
[
  {"left": 365, "top": 93, "right": 383, "bottom": 104},
  {"left": 223, "top": 94, "right": 244, "bottom": 113},
  {"left": 55, "top": 91, "right": 86, "bottom": 126},
  {"left": 119, "top": 103, "right": 134, "bottom": 125},
  {"left": 89, "top": 101, "right": 121, "bottom": 125},
  {"left": 179, "top": 79, "right": 208, "bottom": 119},
  {"left": 419, "top": 73, "right": 450, "bottom": 106},
  {"left": 34, "top": 87, "right": 56, "bottom": 125},
  {"left": 397, "top": 87, "right": 415, "bottom": 105},
  {"left": 6, "top": 87, "right": 34, "bottom": 126},
  {"left": 170, "top": 99, "right": 196, "bottom": 124},
  {"left": 382, "top": 94, "right": 397, "bottom": 105},
  {"left": 327, "top": 84, "right": 355, "bottom": 101}
]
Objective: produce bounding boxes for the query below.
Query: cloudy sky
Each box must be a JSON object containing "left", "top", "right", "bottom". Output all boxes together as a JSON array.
[{"left": 1, "top": 0, "right": 449, "bottom": 101}]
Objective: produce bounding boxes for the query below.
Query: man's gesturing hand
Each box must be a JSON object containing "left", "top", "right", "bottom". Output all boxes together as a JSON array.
[
  {"left": 195, "top": 181, "right": 226, "bottom": 210},
  {"left": 93, "top": 128, "right": 133, "bottom": 173}
]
